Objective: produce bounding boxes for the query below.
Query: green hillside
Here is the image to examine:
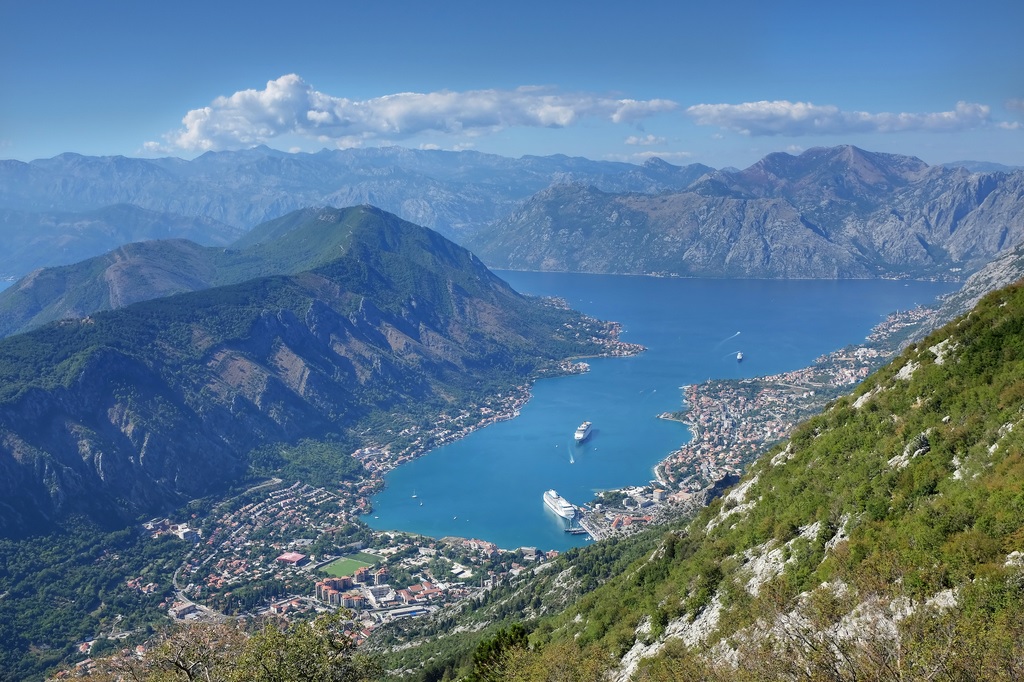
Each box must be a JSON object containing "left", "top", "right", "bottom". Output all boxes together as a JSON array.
[
  {"left": 0, "top": 206, "right": 427, "bottom": 338},
  {"left": 401, "top": 280, "right": 1024, "bottom": 680}
]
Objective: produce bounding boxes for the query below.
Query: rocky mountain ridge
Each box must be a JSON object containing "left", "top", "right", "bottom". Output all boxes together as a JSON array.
[
  {"left": 469, "top": 146, "right": 1024, "bottom": 280},
  {"left": 5, "top": 145, "right": 1022, "bottom": 284}
]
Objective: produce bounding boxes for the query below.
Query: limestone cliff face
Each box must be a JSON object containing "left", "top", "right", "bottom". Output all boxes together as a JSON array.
[
  {"left": 470, "top": 146, "right": 1024, "bottom": 280},
  {"left": 0, "top": 207, "right": 616, "bottom": 535},
  {"left": 0, "top": 348, "right": 244, "bottom": 533}
]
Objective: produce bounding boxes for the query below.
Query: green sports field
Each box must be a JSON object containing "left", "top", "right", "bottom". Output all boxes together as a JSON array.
[{"left": 320, "top": 552, "right": 381, "bottom": 578}]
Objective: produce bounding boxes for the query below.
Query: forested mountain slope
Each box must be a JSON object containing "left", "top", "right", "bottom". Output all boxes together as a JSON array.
[
  {"left": 0, "top": 206, "right": 626, "bottom": 536},
  {"left": 0, "top": 239, "right": 224, "bottom": 338}
]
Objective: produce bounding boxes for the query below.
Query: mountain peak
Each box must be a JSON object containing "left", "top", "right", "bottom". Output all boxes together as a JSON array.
[
  {"left": 642, "top": 157, "right": 676, "bottom": 169},
  {"left": 735, "top": 144, "right": 930, "bottom": 199},
  {"left": 0, "top": 205, "right": 437, "bottom": 338}
]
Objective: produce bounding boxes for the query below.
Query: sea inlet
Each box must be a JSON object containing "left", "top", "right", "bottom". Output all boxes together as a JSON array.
[{"left": 365, "top": 273, "right": 956, "bottom": 551}]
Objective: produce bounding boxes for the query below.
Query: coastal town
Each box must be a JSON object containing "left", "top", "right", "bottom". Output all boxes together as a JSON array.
[
  {"left": 60, "top": 483, "right": 566, "bottom": 676},
  {"left": 656, "top": 305, "right": 933, "bottom": 499}
]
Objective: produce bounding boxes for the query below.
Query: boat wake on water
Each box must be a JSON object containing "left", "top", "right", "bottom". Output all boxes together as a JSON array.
[{"left": 714, "top": 331, "right": 741, "bottom": 350}]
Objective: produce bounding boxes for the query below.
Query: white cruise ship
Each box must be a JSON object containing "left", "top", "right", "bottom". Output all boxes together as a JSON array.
[
  {"left": 543, "top": 489, "right": 577, "bottom": 519},
  {"left": 574, "top": 421, "right": 592, "bottom": 443}
]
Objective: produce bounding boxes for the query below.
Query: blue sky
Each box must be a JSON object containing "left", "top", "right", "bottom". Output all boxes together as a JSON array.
[{"left": 2, "top": 0, "right": 1021, "bottom": 168}]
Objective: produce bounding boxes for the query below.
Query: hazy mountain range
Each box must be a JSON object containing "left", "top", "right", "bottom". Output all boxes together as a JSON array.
[
  {"left": 0, "top": 204, "right": 241, "bottom": 281},
  {"left": 0, "top": 146, "right": 711, "bottom": 248}
]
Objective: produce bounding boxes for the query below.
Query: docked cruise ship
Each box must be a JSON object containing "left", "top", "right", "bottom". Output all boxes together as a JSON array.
[
  {"left": 543, "top": 489, "right": 577, "bottom": 519},
  {"left": 574, "top": 421, "right": 592, "bottom": 443}
]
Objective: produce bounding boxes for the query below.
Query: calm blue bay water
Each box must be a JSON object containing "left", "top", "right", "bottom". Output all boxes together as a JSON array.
[{"left": 365, "top": 274, "right": 956, "bottom": 551}]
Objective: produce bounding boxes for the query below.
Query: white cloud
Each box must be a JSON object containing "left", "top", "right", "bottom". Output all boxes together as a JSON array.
[
  {"left": 625, "top": 134, "right": 666, "bottom": 146},
  {"left": 149, "top": 74, "right": 679, "bottom": 152},
  {"left": 685, "top": 100, "right": 994, "bottom": 136},
  {"left": 1003, "top": 99, "right": 1024, "bottom": 129},
  {"left": 610, "top": 98, "right": 677, "bottom": 123}
]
